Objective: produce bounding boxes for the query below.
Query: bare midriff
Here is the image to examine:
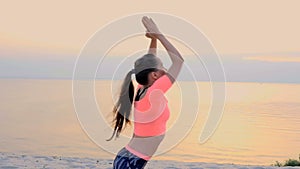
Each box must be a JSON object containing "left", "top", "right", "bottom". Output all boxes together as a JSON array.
[{"left": 126, "top": 134, "right": 165, "bottom": 160}]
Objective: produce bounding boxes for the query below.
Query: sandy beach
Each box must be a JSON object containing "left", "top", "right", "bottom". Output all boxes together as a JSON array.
[{"left": 1, "top": 152, "right": 299, "bottom": 169}]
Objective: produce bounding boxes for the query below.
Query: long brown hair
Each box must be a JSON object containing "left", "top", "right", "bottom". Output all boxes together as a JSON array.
[{"left": 106, "top": 70, "right": 134, "bottom": 141}]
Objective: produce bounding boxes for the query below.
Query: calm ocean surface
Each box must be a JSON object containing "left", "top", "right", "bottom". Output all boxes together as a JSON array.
[{"left": 0, "top": 79, "right": 299, "bottom": 165}]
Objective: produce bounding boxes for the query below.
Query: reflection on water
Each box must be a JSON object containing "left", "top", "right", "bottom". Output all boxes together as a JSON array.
[{"left": 0, "top": 79, "right": 299, "bottom": 165}]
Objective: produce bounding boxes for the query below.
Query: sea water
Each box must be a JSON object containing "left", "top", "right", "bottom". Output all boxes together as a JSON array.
[{"left": 0, "top": 79, "right": 299, "bottom": 165}]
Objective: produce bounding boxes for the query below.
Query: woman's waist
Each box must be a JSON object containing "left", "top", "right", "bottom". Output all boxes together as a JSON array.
[{"left": 126, "top": 134, "right": 165, "bottom": 160}]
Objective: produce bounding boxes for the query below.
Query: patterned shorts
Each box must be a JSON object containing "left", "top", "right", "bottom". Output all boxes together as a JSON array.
[{"left": 113, "top": 147, "right": 148, "bottom": 169}]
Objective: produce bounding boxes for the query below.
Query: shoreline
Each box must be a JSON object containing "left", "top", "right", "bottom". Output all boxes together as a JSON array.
[{"left": 1, "top": 152, "right": 299, "bottom": 169}]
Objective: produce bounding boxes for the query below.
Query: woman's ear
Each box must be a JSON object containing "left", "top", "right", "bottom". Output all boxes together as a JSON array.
[{"left": 151, "top": 72, "right": 158, "bottom": 80}]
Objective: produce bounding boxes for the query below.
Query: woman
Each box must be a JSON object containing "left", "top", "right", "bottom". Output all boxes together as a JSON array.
[{"left": 107, "top": 16, "right": 184, "bottom": 169}]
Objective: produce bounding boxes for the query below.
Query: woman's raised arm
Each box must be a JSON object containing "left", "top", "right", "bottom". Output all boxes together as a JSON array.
[
  {"left": 142, "top": 16, "right": 184, "bottom": 81},
  {"left": 146, "top": 32, "right": 157, "bottom": 56}
]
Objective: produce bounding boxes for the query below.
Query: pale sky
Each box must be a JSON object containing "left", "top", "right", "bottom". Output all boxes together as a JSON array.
[{"left": 0, "top": 0, "right": 299, "bottom": 82}]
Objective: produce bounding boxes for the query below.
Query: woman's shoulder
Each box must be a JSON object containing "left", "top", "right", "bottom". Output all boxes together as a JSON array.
[{"left": 149, "top": 74, "right": 174, "bottom": 93}]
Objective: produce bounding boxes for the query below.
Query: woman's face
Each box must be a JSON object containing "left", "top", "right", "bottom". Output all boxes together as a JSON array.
[{"left": 155, "top": 68, "right": 166, "bottom": 78}]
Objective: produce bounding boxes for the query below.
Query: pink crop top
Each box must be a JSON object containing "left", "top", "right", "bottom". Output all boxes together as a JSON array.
[{"left": 133, "top": 74, "right": 173, "bottom": 136}]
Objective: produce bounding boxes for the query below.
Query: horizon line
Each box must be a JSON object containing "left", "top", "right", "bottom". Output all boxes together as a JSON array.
[{"left": 0, "top": 76, "right": 299, "bottom": 85}]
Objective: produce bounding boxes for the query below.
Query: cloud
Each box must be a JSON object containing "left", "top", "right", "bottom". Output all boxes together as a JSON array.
[{"left": 243, "top": 56, "right": 300, "bottom": 63}]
